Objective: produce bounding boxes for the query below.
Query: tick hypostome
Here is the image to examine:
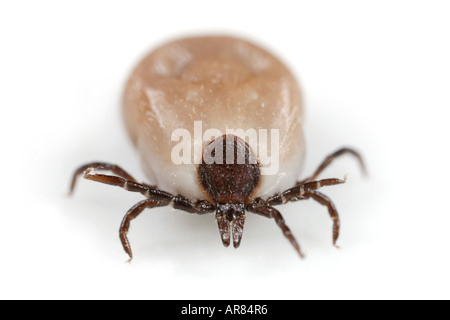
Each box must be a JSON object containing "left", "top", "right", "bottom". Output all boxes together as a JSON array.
[{"left": 70, "top": 36, "right": 366, "bottom": 260}]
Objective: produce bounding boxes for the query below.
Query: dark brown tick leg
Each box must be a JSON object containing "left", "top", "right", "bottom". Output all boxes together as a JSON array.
[
  {"left": 70, "top": 164, "right": 215, "bottom": 259},
  {"left": 258, "top": 148, "right": 366, "bottom": 251},
  {"left": 265, "top": 181, "right": 344, "bottom": 247},
  {"left": 119, "top": 194, "right": 214, "bottom": 260},
  {"left": 70, "top": 162, "right": 137, "bottom": 194},
  {"left": 70, "top": 165, "right": 171, "bottom": 201},
  {"left": 247, "top": 203, "right": 304, "bottom": 258},
  {"left": 120, "top": 196, "right": 213, "bottom": 259},
  {"left": 266, "top": 178, "right": 346, "bottom": 206},
  {"left": 120, "top": 199, "right": 169, "bottom": 260},
  {"left": 298, "top": 147, "right": 366, "bottom": 185},
  {"left": 70, "top": 164, "right": 216, "bottom": 208},
  {"left": 303, "top": 190, "right": 340, "bottom": 246}
]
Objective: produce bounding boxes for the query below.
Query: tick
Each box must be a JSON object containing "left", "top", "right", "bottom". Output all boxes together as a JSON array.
[{"left": 70, "top": 36, "right": 365, "bottom": 259}]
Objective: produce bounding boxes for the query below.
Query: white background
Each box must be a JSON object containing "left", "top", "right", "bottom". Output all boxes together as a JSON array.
[{"left": 1, "top": 1, "right": 449, "bottom": 300}]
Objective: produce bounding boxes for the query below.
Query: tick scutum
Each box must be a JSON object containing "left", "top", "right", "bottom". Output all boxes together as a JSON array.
[{"left": 198, "top": 134, "right": 260, "bottom": 205}]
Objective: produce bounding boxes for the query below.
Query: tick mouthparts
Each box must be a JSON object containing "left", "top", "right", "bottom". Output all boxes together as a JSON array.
[
  {"left": 216, "top": 213, "right": 231, "bottom": 247},
  {"left": 232, "top": 215, "right": 245, "bottom": 248},
  {"left": 216, "top": 204, "right": 246, "bottom": 248}
]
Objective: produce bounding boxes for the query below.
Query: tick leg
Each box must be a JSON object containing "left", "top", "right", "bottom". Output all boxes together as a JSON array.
[
  {"left": 70, "top": 162, "right": 137, "bottom": 194},
  {"left": 71, "top": 163, "right": 216, "bottom": 259},
  {"left": 265, "top": 186, "right": 341, "bottom": 246},
  {"left": 254, "top": 148, "right": 364, "bottom": 255},
  {"left": 298, "top": 147, "right": 366, "bottom": 184},
  {"left": 172, "top": 197, "right": 215, "bottom": 214},
  {"left": 82, "top": 171, "right": 151, "bottom": 197},
  {"left": 304, "top": 190, "right": 340, "bottom": 246},
  {"left": 266, "top": 177, "right": 345, "bottom": 206},
  {"left": 262, "top": 178, "right": 343, "bottom": 249},
  {"left": 70, "top": 164, "right": 177, "bottom": 202},
  {"left": 248, "top": 203, "right": 304, "bottom": 258},
  {"left": 120, "top": 199, "right": 169, "bottom": 260},
  {"left": 120, "top": 197, "right": 213, "bottom": 260}
]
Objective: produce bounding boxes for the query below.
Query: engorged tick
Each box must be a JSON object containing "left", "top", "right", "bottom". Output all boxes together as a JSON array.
[{"left": 70, "top": 36, "right": 366, "bottom": 260}]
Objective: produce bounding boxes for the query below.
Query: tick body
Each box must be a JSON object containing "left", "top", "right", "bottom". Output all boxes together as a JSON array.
[{"left": 71, "top": 36, "right": 365, "bottom": 259}]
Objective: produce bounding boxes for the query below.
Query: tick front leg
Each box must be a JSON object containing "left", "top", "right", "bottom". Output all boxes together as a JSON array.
[
  {"left": 70, "top": 162, "right": 138, "bottom": 194},
  {"left": 70, "top": 163, "right": 175, "bottom": 201},
  {"left": 298, "top": 147, "right": 366, "bottom": 184},
  {"left": 248, "top": 203, "right": 304, "bottom": 258},
  {"left": 120, "top": 199, "right": 169, "bottom": 260},
  {"left": 266, "top": 177, "right": 345, "bottom": 206}
]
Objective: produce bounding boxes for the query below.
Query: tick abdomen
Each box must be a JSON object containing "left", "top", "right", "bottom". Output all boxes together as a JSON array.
[{"left": 123, "top": 36, "right": 305, "bottom": 201}]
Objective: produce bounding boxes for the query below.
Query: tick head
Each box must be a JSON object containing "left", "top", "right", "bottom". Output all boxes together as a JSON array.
[
  {"left": 216, "top": 203, "right": 245, "bottom": 248},
  {"left": 198, "top": 134, "right": 260, "bottom": 204},
  {"left": 198, "top": 134, "right": 260, "bottom": 249}
]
